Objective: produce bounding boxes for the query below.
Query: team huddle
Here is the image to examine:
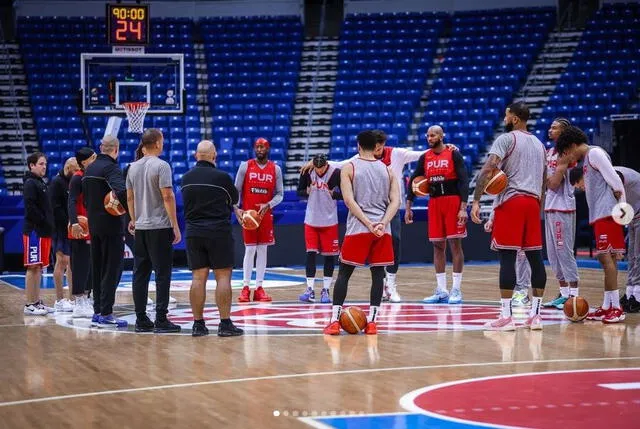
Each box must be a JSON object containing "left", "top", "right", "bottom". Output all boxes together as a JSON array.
[{"left": 20, "top": 101, "right": 639, "bottom": 336}]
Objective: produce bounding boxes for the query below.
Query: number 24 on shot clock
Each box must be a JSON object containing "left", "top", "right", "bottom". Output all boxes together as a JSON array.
[{"left": 107, "top": 3, "right": 150, "bottom": 46}]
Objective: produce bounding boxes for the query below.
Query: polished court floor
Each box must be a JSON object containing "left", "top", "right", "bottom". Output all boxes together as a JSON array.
[{"left": 0, "top": 263, "right": 638, "bottom": 428}]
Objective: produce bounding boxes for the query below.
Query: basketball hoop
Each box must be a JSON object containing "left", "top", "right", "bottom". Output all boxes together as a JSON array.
[{"left": 122, "top": 102, "right": 149, "bottom": 134}]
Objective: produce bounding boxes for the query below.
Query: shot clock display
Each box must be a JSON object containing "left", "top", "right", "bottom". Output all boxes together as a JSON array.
[{"left": 107, "top": 4, "right": 150, "bottom": 46}]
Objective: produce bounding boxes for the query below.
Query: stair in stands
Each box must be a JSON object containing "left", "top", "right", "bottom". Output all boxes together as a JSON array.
[
  {"left": 0, "top": 42, "right": 39, "bottom": 195},
  {"left": 284, "top": 36, "right": 338, "bottom": 187},
  {"left": 194, "top": 42, "right": 212, "bottom": 142}
]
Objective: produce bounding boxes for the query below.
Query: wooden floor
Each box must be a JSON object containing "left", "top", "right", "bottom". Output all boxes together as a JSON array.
[{"left": 0, "top": 264, "right": 638, "bottom": 429}]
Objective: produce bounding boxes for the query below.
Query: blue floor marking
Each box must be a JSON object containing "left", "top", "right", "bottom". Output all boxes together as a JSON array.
[{"left": 305, "top": 413, "right": 487, "bottom": 429}]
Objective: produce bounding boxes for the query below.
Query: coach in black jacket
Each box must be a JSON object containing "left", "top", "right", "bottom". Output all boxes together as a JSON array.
[
  {"left": 180, "top": 140, "right": 243, "bottom": 337},
  {"left": 82, "top": 135, "right": 129, "bottom": 328}
]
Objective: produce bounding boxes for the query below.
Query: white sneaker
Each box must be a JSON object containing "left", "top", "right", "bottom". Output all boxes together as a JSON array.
[
  {"left": 388, "top": 286, "right": 402, "bottom": 303},
  {"left": 87, "top": 296, "right": 94, "bottom": 307},
  {"left": 147, "top": 297, "right": 154, "bottom": 305},
  {"left": 483, "top": 316, "right": 516, "bottom": 331},
  {"left": 169, "top": 296, "right": 177, "bottom": 304},
  {"left": 55, "top": 298, "right": 75, "bottom": 312},
  {"left": 72, "top": 298, "right": 94, "bottom": 319},
  {"left": 24, "top": 303, "right": 48, "bottom": 316},
  {"left": 448, "top": 289, "right": 463, "bottom": 304},
  {"left": 36, "top": 301, "right": 55, "bottom": 314},
  {"left": 524, "top": 314, "right": 543, "bottom": 330}
]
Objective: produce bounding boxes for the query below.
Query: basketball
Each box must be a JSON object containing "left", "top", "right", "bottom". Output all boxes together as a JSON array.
[
  {"left": 67, "top": 215, "right": 89, "bottom": 238},
  {"left": 242, "top": 209, "right": 262, "bottom": 230},
  {"left": 103, "top": 191, "right": 126, "bottom": 216},
  {"left": 484, "top": 169, "right": 508, "bottom": 195},
  {"left": 339, "top": 306, "right": 368, "bottom": 334},
  {"left": 411, "top": 175, "right": 430, "bottom": 197},
  {"left": 563, "top": 296, "right": 589, "bottom": 322}
]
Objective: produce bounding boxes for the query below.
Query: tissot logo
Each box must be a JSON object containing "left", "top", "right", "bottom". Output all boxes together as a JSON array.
[
  {"left": 251, "top": 187, "right": 268, "bottom": 194},
  {"left": 249, "top": 172, "right": 273, "bottom": 182}
]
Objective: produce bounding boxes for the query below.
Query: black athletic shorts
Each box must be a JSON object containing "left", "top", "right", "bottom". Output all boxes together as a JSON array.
[{"left": 186, "top": 233, "right": 234, "bottom": 270}]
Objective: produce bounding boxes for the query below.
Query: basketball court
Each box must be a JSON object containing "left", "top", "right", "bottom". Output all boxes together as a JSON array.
[{"left": 1, "top": 263, "right": 638, "bottom": 428}]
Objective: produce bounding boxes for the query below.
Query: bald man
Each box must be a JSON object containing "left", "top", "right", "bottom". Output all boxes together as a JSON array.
[
  {"left": 406, "top": 125, "right": 469, "bottom": 304},
  {"left": 49, "top": 156, "right": 79, "bottom": 311},
  {"left": 181, "top": 140, "right": 243, "bottom": 337}
]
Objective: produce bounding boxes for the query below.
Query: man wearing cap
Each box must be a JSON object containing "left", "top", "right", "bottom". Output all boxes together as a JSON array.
[
  {"left": 297, "top": 153, "right": 341, "bottom": 303},
  {"left": 68, "top": 147, "right": 97, "bottom": 318},
  {"left": 234, "top": 137, "right": 284, "bottom": 302}
]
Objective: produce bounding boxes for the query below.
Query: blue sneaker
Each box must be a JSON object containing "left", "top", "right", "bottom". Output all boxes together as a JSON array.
[
  {"left": 543, "top": 295, "right": 568, "bottom": 310},
  {"left": 423, "top": 290, "right": 449, "bottom": 304},
  {"left": 320, "top": 288, "right": 332, "bottom": 304},
  {"left": 448, "top": 289, "right": 463, "bottom": 304},
  {"left": 97, "top": 314, "right": 128, "bottom": 328},
  {"left": 299, "top": 288, "right": 315, "bottom": 303},
  {"left": 91, "top": 314, "right": 101, "bottom": 326}
]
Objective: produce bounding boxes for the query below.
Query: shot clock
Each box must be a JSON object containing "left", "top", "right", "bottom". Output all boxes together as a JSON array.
[{"left": 107, "top": 4, "right": 150, "bottom": 46}]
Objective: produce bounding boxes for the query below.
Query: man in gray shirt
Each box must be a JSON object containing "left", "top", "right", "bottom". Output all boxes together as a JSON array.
[{"left": 126, "top": 128, "right": 181, "bottom": 333}]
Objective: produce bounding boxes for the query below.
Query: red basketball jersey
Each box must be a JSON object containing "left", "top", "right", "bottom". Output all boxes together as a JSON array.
[
  {"left": 242, "top": 159, "right": 277, "bottom": 211},
  {"left": 423, "top": 147, "right": 457, "bottom": 184}
]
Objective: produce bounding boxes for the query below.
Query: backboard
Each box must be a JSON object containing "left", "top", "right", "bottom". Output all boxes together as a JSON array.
[{"left": 80, "top": 53, "right": 184, "bottom": 115}]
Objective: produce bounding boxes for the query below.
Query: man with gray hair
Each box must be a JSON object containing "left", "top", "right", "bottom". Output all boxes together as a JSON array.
[
  {"left": 181, "top": 140, "right": 243, "bottom": 337},
  {"left": 126, "top": 128, "right": 181, "bottom": 333},
  {"left": 82, "top": 135, "right": 129, "bottom": 328}
]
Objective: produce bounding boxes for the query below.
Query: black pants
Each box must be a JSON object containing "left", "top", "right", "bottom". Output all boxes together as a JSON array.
[
  {"left": 70, "top": 239, "right": 91, "bottom": 296},
  {"left": 387, "top": 212, "right": 401, "bottom": 274},
  {"left": 133, "top": 228, "right": 174, "bottom": 319},
  {"left": 90, "top": 234, "right": 124, "bottom": 315}
]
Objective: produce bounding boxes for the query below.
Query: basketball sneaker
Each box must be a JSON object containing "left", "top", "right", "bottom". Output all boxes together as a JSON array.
[
  {"left": 217, "top": 320, "right": 244, "bottom": 337},
  {"left": 523, "top": 314, "right": 543, "bottom": 330},
  {"left": 238, "top": 286, "right": 251, "bottom": 303},
  {"left": 36, "top": 300, "right": 55, "bottom": 314},
  {"left": 24, "top": 303, "right": 48, "bottom": 316},
  {"left": 364, "top": 321, "right": 377, "bottom": 335},
  {"left": 320, "top": 288, "right": 332, "bottom": 304},
  {"left": 323, "top": 321, "right": 341, "bottom": 335},
  {"left": 97, "top": 314, "right": 128, "bottom": 328},
  {"left": 192, "top": 320, "right": 209, "bottom": 337},
  {"left": 298, "top": 288, "right": 315, "bottom": 303},
  {"left": 586, "top": 307, "right": 607, "bottom": 321},
  {"left": 382, "top": 279, "right": 390, "bottom": 302},
  {"left": 54, "top": 298, "right": 74, "bottom": 312},
  {"left": 135, "top": 315, "right": 154, "bottom": 333},
  {"left": 154, "top": 318, "right": 181, "bottom": 333},
  {"left": 483, "top": 316, "right": 516, "bottom": 331},
  {"left": 627, "top": 296, "right": 640, "bottom": 313},
  {"left": 253, "top": 286, "right": 272, "bottom": 302},
  {"left": 602, "top": 307, "right": 626, "bottom": 324},
  {"left": 620, "top": 294, "right": 629, "bottom": 312},
  {"left": 423, "top": 290, "right": 449, "bottom": 304},
  {"left": 72, "top": 298, "right": 94, "bottom": 319},
  {"left": 448, "top": 289, "right": 463, "bottom": 304},
  {"left": 387, "top": 284, "right": 401, "bottom": 303},
  {"left": 543, "top": 295, "right": 567, "bottom": 309},
  {"left": 512, "top": 290, "right": 530, "bottom": 307}
]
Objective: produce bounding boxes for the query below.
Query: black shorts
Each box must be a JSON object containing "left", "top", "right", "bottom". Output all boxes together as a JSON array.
[
  {"left": 186, "top": 234, "right": 234, "bottom": 270},
  {"left": 53, "top": 232, "right": 71, "bottom": 256}
]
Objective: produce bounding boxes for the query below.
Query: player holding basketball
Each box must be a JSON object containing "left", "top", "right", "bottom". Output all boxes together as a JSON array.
[
  {"left": 234, "top": 137, "right": 284, "bottom": 302},
  {"left": 471, "top": 102, "right": 547, "bottom": 331},
  {"left": 68, "top": 147, "right": 96, "bottom": 318},
  {"left": 22, "top": 151, "right": 55, "bottom": 315},
  {"left": 297, "top": 153, "right": 341, "bottom": 304},
  {"left": 323, "top": 130, "right": 400, "bottom": 335},
  {"left": 406, "top": 125, "right": 469, "bottom": 304},
  {"left": 556, "top": 126, "right": 626, "bottom": 323},
  {"left": 542, "top": 118, "right": 580, "bottom": 309}
]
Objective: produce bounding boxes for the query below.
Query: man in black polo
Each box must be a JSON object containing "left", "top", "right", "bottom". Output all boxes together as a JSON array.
[
  {"left": 82, "top": 135, "right": 128, "bottom": 328},
  {"left": 181, "top": 140, "right": 244, "bottom": 337}
]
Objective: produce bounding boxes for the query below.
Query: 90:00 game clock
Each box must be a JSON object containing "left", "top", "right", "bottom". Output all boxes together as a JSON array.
[{"left": 107, "top": 3, "right": 150, "bottom": 46}]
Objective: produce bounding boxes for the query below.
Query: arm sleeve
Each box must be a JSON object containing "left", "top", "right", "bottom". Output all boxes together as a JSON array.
[
  {"left": 68, "top": 175, "right": 81, "bottom": 224},
  {"left": 104, "top": 163, "right": 128, "bottom": 212},
  {"left": 453, "top": 150, "right": 469, "bottom": 202},
  {"left": 297, "top": 172, "right": 311, "bottom": 198},
  {"left": 590, "top": 148, "right": 626, "bottom": 200},
  {"left": 487, "top": 133, "right": 513, "bottom": 161},
  {"left": 406, "top": 154, "right": 426, "bottom": 202},
  {"left": 234, "top": 161, "right": 247, "bottom": 207},
  {"left": 328, "top": 154, "right": 357, "bottom": 169},
  {"left": 268, "top": 165, "right": 284, "bottom": 208},
  {"left": 24, "top": 180, "right": 46, "bottom": 226}
]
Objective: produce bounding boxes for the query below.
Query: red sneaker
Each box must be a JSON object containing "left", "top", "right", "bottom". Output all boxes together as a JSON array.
[
  {"left": 323, "top": 321, "right": 341, "bottom": 335},
  {"left": 253, "top": 286, "right": 272, "bottom": 302},
  {"left": 603, "top": 307, "right": 626, "bottom": 324},
  {"left": 238, "top": 286, "right": 251, "bottom": 303},
  {"left": 586, "top": 306, "right": 607, "bottom": 321},
  {"left": 364, "top": 321, "right": 377, "bottom": 335}
]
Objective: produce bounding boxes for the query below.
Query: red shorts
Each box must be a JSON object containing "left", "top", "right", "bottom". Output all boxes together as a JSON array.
[
  {"left": 339, "top": 232, "right": 394, "bottom": 267},
  {"left": 305, "top": 224, "right": 339, "bottom": 255},
  {"left": 492, "top": 195, "right": 543, "bottom": 251},
  {"left": 23, "top": 232, "right": 51, "bottom": 267},
  {"left": 242, "top": 212, "right": 274, "bottom": 246},
  {"left": 428, "top": 195, "right": 467, "bottom": 241},
  {"left": 593, "top": 216, "right": 625, "bottom": 255}
]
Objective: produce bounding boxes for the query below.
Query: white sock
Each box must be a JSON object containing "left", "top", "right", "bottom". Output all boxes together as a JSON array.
[
  {"left": 570, "top": 287, "right": 579, "bottom": 297},
  {"left": 331, "top": 305, "right": 342, "bottom": 322},
  {"left": 368, "top": 306, "right": 379, "bottom": 323},
  {"left": 242, "top": 246, "right": 257, "bottom": 287},
  {"left": 559, "top": 286, "right": 570, "bottom": 298},
  {"left": 626, "top": 286, "right": 634, "bottom": 299},
  {"left": 452, "top": 272, "right": 462, "bottom": 291},
  {"left": 501, "top": 298, "right": 512, "bottom": 318},
  {"left": 436, "top": 273, "right": 447, "bottom": 292},
  {"left": 608, "top": 290, "right": 621, "bottom": 309},
  {"left": 634, "top": 286, "right": 640, "bottom": 300},
  {"left": 603, "top": 292, "right": 611, "bottom": 310},
  {"left": 386, "top": 272, "right": 396, "bottom": 288},
  {"left": 323, "top": 277, "right": 332, "bottom": 290},
  {"left": 306, "top": 278, "right": 314, "bottom": 290},
  {"left": 255, "top": 245, "right": 267, "bottom": 288},
  {"left": 530, "top": 297, "right": 542, "bottom": 317}
]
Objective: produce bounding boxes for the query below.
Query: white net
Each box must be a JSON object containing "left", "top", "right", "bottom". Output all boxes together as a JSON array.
[{"left": 122, "top": 102, "right": 150, "bottom": 134}]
